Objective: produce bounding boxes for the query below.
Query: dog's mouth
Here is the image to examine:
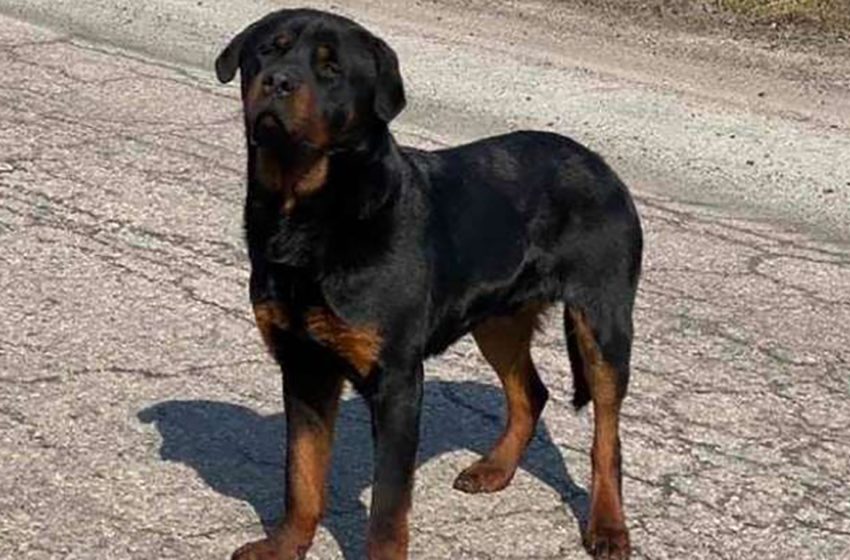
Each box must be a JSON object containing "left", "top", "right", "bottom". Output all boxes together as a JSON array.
[
  {"left": 257, "top": 112, "right": 280, "bottom": 130},
  {"left": 247, "top": 108, "right": 290, "bottom": 146}
]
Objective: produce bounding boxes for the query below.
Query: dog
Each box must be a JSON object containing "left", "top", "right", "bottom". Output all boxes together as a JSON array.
[{"left": 215, "top": 8, "right": 642, "bottom": 560}]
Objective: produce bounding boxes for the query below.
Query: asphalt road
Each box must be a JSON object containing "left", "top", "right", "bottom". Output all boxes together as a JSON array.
[{"left": 0, "top": 1, "right": 849, "bottom": 559}]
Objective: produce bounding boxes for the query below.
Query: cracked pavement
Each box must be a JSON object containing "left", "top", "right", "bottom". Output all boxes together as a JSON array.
[{"left": 1, "top": 4, "right": 849, "bottom": 560}]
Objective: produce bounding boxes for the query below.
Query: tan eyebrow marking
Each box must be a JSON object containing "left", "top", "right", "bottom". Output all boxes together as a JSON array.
[
  {"left": 275, "top": 34, "right": 291, "bottom": 49},
  {"left": 316, "top": 45, "right": 333, "bottom": 63}
]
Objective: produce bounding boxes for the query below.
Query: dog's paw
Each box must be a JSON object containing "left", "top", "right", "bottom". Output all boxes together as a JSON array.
[
  {"left": 231, "top": 537, "right": 307, "bottom": 560},
  {"left": 583, "top": 525, "right": 630, "bottom": 560},
  {"left": 452, "top": 458, "right": 515, "bottom": 494}
]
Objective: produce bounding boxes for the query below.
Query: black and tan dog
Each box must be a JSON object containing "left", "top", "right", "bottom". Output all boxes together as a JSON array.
[{"left": 215, "top": 8, "right": 642, "bottom": 560}]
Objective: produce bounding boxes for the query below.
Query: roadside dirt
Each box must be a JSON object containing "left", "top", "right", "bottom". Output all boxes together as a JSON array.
[
  {"left": 429, "top": 0, "right": 850, "bottom": 120},
  {"left": 573, "top": 0, "right": 850, "bottom": 55}
]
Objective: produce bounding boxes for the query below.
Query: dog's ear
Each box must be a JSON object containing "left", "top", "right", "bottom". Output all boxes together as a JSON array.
[
  {"left": 215, "top": 25, "right": 253, "bottom": 84},
  {"left": 215, "top": 10, "right": 296, "bottom": 84},
  {"left": 371, "top": 37, "right": 406, "bottom": 122}
]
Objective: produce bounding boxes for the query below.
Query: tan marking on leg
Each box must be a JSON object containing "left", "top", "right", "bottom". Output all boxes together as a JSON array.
[
  {"left": 253, "top": 301, "right": 290, "bottom": 355},
  {"left": 454, "top": 304, "right": 549, "bottom": 493},
  {"left": 304, "top": 307, "right": 382, "bottom": 376},
  {"left": 569, "top": 308, "right": 630, "bottom": 558},
  {"left": 368, "top": 488, "right": 412, "bottom": 560},
  {"left": 231, "top": 362, "right": 343, "bottom": 560},
  {"left": 276, "top": 374, "right": 344, "bottom": 557},
  {"left": 284, "top": 406, "right": 335, "bottom": 535},
  {"left": 367, "top": 518, "right": 409, "bottom": 560}
]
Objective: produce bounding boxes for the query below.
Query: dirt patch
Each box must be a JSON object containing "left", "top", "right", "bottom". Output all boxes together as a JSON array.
[
  {"left": 721, "top": 0, "right": 850, "bottom": 30},
  {"left": 572, "top": 0, "right": 850, "bottom": 55}
]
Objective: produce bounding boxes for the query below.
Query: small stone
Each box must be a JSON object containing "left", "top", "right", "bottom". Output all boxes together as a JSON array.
[
  {"left": 746, "top": 160, "right": 755, "bottom": 165},
  {"left": 823, "top": 188, "right": 835, "bottom": 194}
]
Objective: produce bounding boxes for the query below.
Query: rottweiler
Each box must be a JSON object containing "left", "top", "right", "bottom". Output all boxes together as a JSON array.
[{"left": 215, "top": 8, "right": 642, "bottom": 560}]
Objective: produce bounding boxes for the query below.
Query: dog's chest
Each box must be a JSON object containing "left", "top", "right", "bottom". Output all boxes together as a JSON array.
[{"left": 252, "top": 296, "right": 382, "bottom": 377}]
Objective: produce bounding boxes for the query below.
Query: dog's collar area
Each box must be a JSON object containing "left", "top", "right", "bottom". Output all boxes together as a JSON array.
[{"left": 249, "top": 122, "right": 403, "bottom": 223}]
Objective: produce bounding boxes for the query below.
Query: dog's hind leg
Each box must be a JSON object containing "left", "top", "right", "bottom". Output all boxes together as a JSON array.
[
  {"left": 453, "top": 304, "right": 550, "bottom": 494},
  {"left": 566, "top": 301, "right": 633, "bottom": 559}
]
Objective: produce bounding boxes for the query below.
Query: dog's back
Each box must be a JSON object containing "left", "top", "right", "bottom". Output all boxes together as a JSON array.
[{"left": 405, "top": 130, "right": 643, "bottom": 357}]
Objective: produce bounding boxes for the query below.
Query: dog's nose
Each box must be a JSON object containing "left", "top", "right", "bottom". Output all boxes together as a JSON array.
[{"left": 263, "top": 72, "right": 297, "bottom": 96}]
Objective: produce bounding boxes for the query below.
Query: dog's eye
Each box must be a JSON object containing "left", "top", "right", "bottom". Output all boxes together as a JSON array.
[
  {"left": 274, "top": 35, "right": 291, "bottom": 51},
  {"left": 317, "top": 61, "right": 341, "bottom": 79},
  {"left": 315, "top": 45, "right": 340, "bottom": 79},
  {"left": 258, "top": 36, "right": 290, "bottom": 57}
]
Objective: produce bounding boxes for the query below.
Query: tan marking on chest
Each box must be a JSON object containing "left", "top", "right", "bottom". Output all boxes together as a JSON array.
[
  {"left": 293, "top": 156, "right": 328, "bottom": 196},
  {"left": 253, "top": 301, "right": 290, "bottom": 354},
  {"left": 304, "top": 307, "right": 382, "bottom": 376}
]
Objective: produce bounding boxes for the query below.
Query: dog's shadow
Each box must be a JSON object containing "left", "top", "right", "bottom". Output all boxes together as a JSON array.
[{"left": 138, "top": 380, "right": 589, "bottom": 558}]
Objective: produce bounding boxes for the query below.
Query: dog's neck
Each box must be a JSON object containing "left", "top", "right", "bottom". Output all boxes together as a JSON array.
[
  {"left": 248, "top": 123, "right": 402, "bottom": 216},
  {"left": 251, "top": 141, "right": 329, "bottom": 215},
  {"left": 246, "top": 124, "right": 405, "bottom": 269},
  {"left": 326, "top": 124, "right": 404, "bottom": 219}
]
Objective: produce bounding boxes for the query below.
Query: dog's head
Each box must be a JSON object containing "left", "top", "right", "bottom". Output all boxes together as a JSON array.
[{"left": 215, "top": 9, "right": 406, "bottom": 151}]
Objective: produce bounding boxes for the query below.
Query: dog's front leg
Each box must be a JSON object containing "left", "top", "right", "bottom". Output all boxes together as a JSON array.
[
  {"left": 365, "top": 363, "right": 424, "bottom": 560},
  {"left": 232, "top": 344, "right": 344, "bottom": 560}
]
